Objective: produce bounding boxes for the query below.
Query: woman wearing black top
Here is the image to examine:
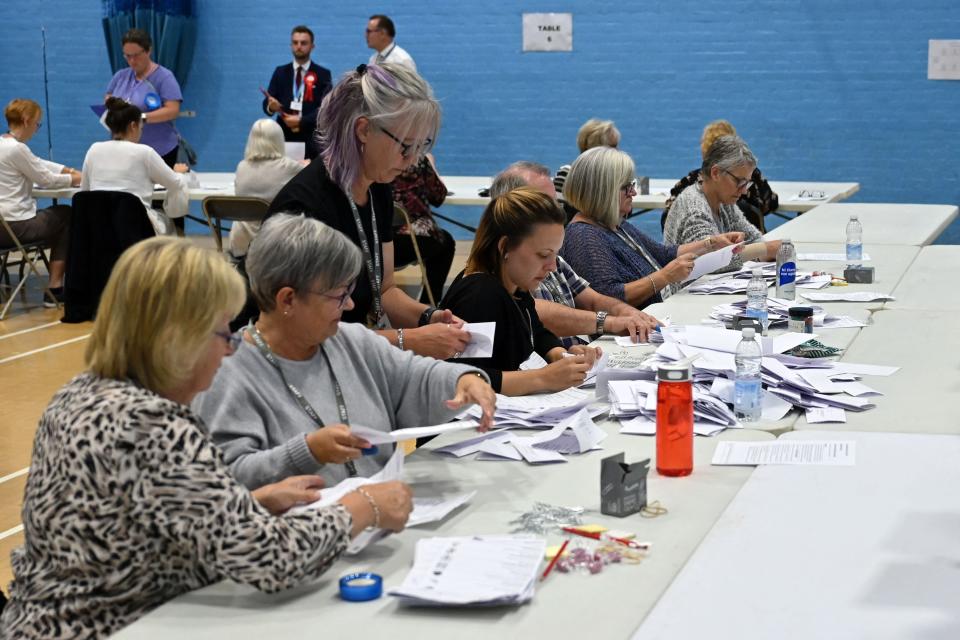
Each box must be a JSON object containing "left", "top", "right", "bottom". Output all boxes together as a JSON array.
[
  {"left": 268, "top": 62, "right": 469, "bottom": 361},
  {"left": 441, "top": 188, "right": 600, "bottom": 395}
]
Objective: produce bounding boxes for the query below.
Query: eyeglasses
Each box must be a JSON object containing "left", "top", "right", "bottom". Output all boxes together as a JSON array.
[
  {"left": 213, "top": 330, "right": 242, "bottom": 351},
  {"left": 307, "top": 280, "right": 357, "bottom": 309},
  {"left": 123, "top": 49, "right": 147, "bottom": 60},
  {"left": 620, "top": 179, "right": 637, "bottom": 194},
  {"left": 377, "top": 124, "right": 432, "bottom": 159},
  {"left": 722, "top": 168, "right": 753, "bottom": 190}
]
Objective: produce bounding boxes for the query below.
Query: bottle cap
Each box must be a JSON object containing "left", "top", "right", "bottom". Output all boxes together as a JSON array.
[
  {"left": 850, "top": 214, "right": 858, "bottom": 220},
  {"left": 752, "top": 267, "right": 762, "bottom": 276},
  {"left": 741, "top": 327, "right": 757, "bottom": 339},
  {"left": 339, "top": 572, "right": 384, "bottom": 601},
  {"left": 657, "top": 363, "right": 690, "bottom": 382},
  {"left": 788, "top": 306, "right": 814, "bottom": 319}
]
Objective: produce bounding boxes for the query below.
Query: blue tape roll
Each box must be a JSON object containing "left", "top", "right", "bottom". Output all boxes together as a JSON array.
[
  {"left": 339, "top": 572, "right": 383, "bottom": 602},
  {"left": 361, "top": 445, "right": 379, "bottom": 456}
]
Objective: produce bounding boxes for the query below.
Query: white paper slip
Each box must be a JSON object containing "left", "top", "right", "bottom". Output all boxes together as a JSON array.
[
  {"left": 519, "top": 351, "right": 548, "bottom": 370},
  {"left": 433, "top": 431, "right": 511, "bottom": 457},
  {"left": 805, "top": 407, "right": 846, "bottom": 424},
  {"left": 452, "top": 322, "right": 496, "bottom": 359},
  {"left": 831, "top": 362, "right": 899, "bottom": 376},
  {"left": 619, "top": 415, "right": 657, "bottom": 436},
  {"left": 711, "top": 440, "right": 856, "bottom": 466},
  {"left": 511, "top": 438, "right": 568, "bottom": 464},
  {"left": 836, "top": 381, "right": 882, "bottom": 397},
  {"left": 800, "top": 291, "right": 894, "bottom": 302},
  {"left": 614, "top": 335, "right": 652, "bottom": 347},
  {"left": 289, "top": 446, "right": 404, "bottom": 515},
  {"left": 283, "top": 141, "right": 305, "bottom": 161},
  {"left": 683, "top": 243, "right": 743, "bottom": 283},
  {"left": 797, "top": 252, "right": 871, "bottom": 261},
  {"left": 406, "top": 492, "right": 477, "bottom": 527},
  {"left": 350, "top": 420, "right": 480, "bottom": 445}
]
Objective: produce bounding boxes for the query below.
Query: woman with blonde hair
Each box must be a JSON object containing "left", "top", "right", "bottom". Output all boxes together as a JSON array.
[
  {"left": 441, "top": 188, "right": 600, "bottom": 395},
  {"left": 0, "top": 98, "right": 81, "bottom": 305},
  {"left": 561, "top": 147, "right": 743, "bottom": 307},
  {"left": 0, "top": 237, "right": 412, "bottom": 638},
  {"left": 554, "top": 118, "right": 621, "bottom": 197},
  {"left": 229, "top": 118, "right": 305, "bottom": 257}
]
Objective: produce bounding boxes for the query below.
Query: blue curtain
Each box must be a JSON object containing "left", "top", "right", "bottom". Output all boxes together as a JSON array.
[{"left": 102, "top": 0, "right": 195, "bottom": 88}]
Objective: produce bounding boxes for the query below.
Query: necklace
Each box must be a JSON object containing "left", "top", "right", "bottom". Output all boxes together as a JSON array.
[{"left": 508, "top": 292, "right": 535, "bottom": 351}]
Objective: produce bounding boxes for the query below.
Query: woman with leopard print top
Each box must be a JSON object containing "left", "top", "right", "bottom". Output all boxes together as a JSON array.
[{"left": 0, "top": 238, "right": 413, "bottom": 639}]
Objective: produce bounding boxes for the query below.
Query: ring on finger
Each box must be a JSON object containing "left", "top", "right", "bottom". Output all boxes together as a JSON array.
[{"left": 453, "top": 351, "right": 462, "bottom": 358}]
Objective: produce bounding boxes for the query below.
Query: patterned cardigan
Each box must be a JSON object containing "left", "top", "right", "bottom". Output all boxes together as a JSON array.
[{"left": 0, "top": 373, "right": 352, "bottom": 639}]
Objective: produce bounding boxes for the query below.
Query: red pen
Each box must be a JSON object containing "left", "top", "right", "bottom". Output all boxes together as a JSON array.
[
  {"left": 540, "top": 539, "right": 569, "bottom": 582},
  {"left": 561, "top": 527, "right": 651, "bottom": 550}
]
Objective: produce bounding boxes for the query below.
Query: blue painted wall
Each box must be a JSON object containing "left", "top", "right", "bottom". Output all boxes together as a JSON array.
[{"left": 2, "top": 1, "right": 958, "bottom": 241}]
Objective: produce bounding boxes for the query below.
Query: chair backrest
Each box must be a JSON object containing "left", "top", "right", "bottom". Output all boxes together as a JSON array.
[
  {"left": 202, "top": 196, "right": 271, "bottom": 223},
  {"left": 62, "top": 190, "right": 155, "bottom": 323}
]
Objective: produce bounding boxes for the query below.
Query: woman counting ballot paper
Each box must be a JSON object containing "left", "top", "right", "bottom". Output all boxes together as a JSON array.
[
  {"left": 195, "top": 214, "right": 495, "bottom": 490},
  {"left": 440, "top": 188, "right": 601, "bottom": 396},
  {"left": 0, "top": 237, "right": 413, "bottom": 638},
  {"left": 268, "top": 62, "right": 469, "bottom": 360}
]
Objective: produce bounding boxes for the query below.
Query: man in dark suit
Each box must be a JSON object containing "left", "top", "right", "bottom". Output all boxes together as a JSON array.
[{"left": 262, "top": 25, "right": 332, "bottom": 160}]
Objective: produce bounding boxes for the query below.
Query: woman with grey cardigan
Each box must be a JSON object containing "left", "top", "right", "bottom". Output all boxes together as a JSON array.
[
  {"left": 663, "top": 135, "right": 781, "bottom": 271},
  {"left": 195, "top": 213, "right": 495, "bottom": 490}
]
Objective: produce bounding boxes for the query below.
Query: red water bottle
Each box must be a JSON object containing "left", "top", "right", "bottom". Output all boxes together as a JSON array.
[{"left": 656, "top": 363, "right": 693, "bottom": 477}]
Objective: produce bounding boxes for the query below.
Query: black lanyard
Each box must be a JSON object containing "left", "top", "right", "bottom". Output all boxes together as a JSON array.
[
  {"left": 248, "top": 324, "right": 357, "bottom": 476},
  {"left": 509, "top": 293, "right": 535, "bottom": 351},
  {"left": 345, "top": 190, "right": 384, "bottom": 328},
  {"left": 540, "top": 273, "right": 566, "bottom": 304}
]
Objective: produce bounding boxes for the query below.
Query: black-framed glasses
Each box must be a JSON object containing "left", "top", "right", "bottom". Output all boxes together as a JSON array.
[
  {"left": 722, "top": 168, "right": 753, "bottom": 190},
  {"left": 377, "top": 124, "right": 432, "bottom": 159},
  {"left": 214, "top": 330, "right": 242, "bottom": 351},
  {"left": 620, "top": 179, "right": 637, "bottom": 194},
  {"left": 308, "top": 280, "right": 357, "bottom": 309}
]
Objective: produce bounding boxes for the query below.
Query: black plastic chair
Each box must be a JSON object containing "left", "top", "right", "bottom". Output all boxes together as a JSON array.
[{"left": 201, "top": 196, "right": 271, "bottom": 253}]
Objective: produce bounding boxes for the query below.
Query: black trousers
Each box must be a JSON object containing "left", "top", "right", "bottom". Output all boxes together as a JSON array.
[
  {"left": 392, "top": 228, "right": 456, "bottom": 304},
  {"left": 158, "top": 146, "right": 185, "bottom": 233}
]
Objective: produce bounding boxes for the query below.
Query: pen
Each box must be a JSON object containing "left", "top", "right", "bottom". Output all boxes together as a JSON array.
[
  {"left": 540, "top": 539, "right": 568, "bottom": 582},
  {"left": 561, "top": 527, "right": 651, "bottom": 550}
]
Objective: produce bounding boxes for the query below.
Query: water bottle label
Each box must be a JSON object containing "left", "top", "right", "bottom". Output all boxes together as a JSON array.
[
  {"left": 847, "top": 243, "right": 862, "bottom": 261},
  {"left": 778, "top": 261, "right": 796, "bottom": 285},
  {"left": 734, "top": 378, "right": 762, "bottom": 418},
  {"left": 745, "top": 308, "right": 768, "bottom": 324}
]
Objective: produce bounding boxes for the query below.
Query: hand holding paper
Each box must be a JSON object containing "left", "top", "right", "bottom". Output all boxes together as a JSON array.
[{"left": 683, "top": 243, "right": 744, "bottom": 283}]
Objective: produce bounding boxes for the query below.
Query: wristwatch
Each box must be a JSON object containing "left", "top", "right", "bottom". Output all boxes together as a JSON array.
[
  {"left": 418, "top": 306, "right": 438, "bottom": 327},
  {"left": 595, "top": 311, "right": 608, "bottom": 335}
]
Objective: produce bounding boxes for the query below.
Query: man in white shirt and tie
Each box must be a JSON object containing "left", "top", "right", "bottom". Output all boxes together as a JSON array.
[
  {"left": 262, "top": 25, "right": 332, "bottom": 159},
  {"left": 366, "top": 14, "right": 417, "bottom": 72}
]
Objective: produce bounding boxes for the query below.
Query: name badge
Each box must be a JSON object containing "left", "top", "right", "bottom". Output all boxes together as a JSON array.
[{"left": 289, "top": 100, "right": 303, "bottom": 113}]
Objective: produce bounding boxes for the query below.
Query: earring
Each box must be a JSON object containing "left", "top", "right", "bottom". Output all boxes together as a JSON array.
[{"left": 360, "top": 142, "right": 365, "bottom": 154}]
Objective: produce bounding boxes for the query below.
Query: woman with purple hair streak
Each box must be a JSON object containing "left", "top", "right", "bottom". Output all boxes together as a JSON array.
[{"left": 268, "top": 63, "right": 470, "bottom": 360}]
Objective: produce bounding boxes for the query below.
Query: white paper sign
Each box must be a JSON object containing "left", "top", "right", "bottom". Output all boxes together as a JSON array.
[
  {"left": 522, "top": 13, "right": 573, "bottom": 52},
  {"left": 928, "top": 39, "right": 960, "bottom": 80}
]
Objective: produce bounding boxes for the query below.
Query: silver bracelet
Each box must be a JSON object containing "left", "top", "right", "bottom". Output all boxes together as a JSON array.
[
  {"left": 397, "top": 328, "right": 405, "bottom": 351},
  {"left": 648, "top": 274, "right": 659, "bottom": 292},
  {"left": 356, "top": 487, "right": 381, "bottom": 529}
]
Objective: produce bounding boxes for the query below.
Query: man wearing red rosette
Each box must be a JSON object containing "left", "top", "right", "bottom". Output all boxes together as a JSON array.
[{"left": 262, "top": 25, "right": 332, "bottom": 160}]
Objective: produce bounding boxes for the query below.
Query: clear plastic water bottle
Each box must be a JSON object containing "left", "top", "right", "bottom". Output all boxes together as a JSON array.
[
  {"left": 734, "top": 327, "right": 763, "bottom": 422},
  {"left": 745, "top": 268, "right": 769, "bottom": 335},
  {"left": 775, "top": 238, "right": 796, "bottom": 300},
  {"left": 846, "top": 214, "right": 862, "bottom": 266}
]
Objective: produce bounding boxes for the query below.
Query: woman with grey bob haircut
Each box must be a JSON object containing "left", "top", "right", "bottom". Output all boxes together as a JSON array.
[
  {"left": 195, "top": 213, "right": 496, "bottom": 491},
  {"left": 268, "top": 62, "right": 470, "bottom": 361},
  {"left": 663, "top": 135, "right": 781, "bottom": 267},
  {"left": 560, "top": 147, "right": 742, "bottom": 308}
]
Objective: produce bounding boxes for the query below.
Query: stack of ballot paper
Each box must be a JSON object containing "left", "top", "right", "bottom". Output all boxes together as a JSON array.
[
  {"left": 709, "top": 298, "right": 866, "bottom": 329},
  {"left": 458, "top": 387, "right": 604, "bottom": 429},
  {"left": 435, "top": 407, "right": 607, "bottom": 464},
  {"left": 685, "top": 262, "right": 834, "bottom": 295},
  {"left": 390, "top": 535, "right": 546, "bottom": 606},
  {"left": 612, "top": 324, "right": 898, "bottom": 431}
]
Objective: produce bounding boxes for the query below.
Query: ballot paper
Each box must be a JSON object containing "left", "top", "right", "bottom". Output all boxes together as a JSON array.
[
  {"left": 452, "top": 322, "right": 496, "bottom": 359},
  {"left": 350, "top": 420, "right": 480, "bottom": 445},
  {"left": 797, "top": 252, "right": 871, "bottom": 261},
  {"left": 519, "top": 351, "right": 548, "bottom": 370},
  {"left": 433, "top": 431, "right": 512, "bottom": 457},
  {"left": 289, "top": 445, "right": 404, "bottom": 515},
  {"left": 390, "top": 535, "right": 546, "bottom": 606},
  {"left": 801, "top": 291, "right": 895, "bottom": 302},
  {"left": 615, "top": 335, "right": 652, "bottom": 347},
  {"left": 805, "top": 407, "right": 847, "bottom": 424},
  {"left": 406, "top": 492, "right": 477, "bottom": 527},
  {"left": 711, "top": 440, "right": 855, "bottom": 466},
  {"left": 683, "top": 243, "right": 743, "bottom": 283}
]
